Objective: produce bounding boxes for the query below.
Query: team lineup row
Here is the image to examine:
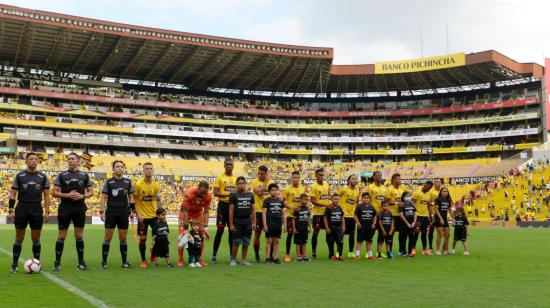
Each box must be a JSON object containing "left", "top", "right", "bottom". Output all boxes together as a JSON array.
[{"left": 6, "top": 154, "right": 470, "bottom": 272}]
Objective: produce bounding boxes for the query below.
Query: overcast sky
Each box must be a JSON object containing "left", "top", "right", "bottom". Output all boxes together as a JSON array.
[{"left": 5, "top": 0, "right": 549, "bottom": 65}]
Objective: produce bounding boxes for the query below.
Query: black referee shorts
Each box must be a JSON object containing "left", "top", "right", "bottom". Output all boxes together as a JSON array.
[
  {"left": 14, "top": 203, "right": 43, "bottom": 230},
  {"left": 105, "top": 207, "right": 130, "bottom": 230},
  {"left": 58, "top": 205, "right": 87, "bottom": 230}
]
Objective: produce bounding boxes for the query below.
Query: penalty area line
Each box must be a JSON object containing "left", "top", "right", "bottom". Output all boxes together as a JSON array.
[{"left": 0, "top": 246, "right": 110, "bottom": 308}]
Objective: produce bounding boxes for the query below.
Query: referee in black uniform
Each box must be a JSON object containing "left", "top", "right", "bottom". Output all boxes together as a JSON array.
[
  {"left": 100, "top": 160, "right": 135, "bottom": 269},
  {"left": 8, "top": 152, "right": 51, "bottom": 273},
  {"left": 51, "top": 153, "right": 94, "bottom": 271}
]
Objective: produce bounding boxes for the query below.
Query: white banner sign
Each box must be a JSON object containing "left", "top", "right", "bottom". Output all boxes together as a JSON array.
[{"left": 133, "top": 127, "right": 540, "bottom": 143}]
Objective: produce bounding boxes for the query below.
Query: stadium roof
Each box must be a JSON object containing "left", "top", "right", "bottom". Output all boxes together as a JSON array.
[{"left": 0, "top": 4, "right": 544, "bottom": 94}]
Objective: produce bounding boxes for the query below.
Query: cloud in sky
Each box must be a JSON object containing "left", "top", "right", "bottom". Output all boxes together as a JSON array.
[{"left": 5, "top": 0, "right": 550, "bottom": 65}]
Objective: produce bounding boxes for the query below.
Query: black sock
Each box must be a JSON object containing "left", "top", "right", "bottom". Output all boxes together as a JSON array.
[
  {"left": 76, "top": 239, "right": 84, "bottom": 264},
  {"left": 312, "top": 234, "right": 318, "bottom": 254},
  {"left": 328, "top": 243, "right": 334, "bottom": 257},
  {"left": 428, "top": 230, "right": 434, "bottom": 250},
  {"left": 286, "top": 234, "right": 293, "bottom": 255},
  {"left": 348, "top": 235, "right": 355, "bottom": 253},
  {"left": 120, "top": 242, "right": 128, "bottom": 264},
  {"left": 32, "top": 242, "right": 41, "bottom": 260},
  {"left": 228, "top": 231, "right": 233, "bottom": 256},
  {"left": 212, "top": 230, "right": 223, "bottom": 257},
  {"left": 102, "top": 241, "right": 110, "bottom": 264},
  {"left": 12, "top": 241, "right": 22, "bottom": 266},
  {"left": 55, "top": 239, "right": 64, "bottom": 263},
  {"left": 139, "top": 242, "right": 146, "bottom": 261}
]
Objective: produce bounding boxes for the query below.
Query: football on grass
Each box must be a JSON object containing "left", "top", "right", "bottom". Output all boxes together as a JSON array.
[{"left": 24, "top": 259, "right": 41, "bottom": 274}]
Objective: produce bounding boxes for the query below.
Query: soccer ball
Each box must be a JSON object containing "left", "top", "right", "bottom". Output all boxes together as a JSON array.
[{"left": 24, "top": 259, "right": 41, "bottom": 274}]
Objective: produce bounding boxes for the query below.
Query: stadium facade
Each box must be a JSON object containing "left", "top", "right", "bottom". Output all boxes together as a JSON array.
[{"left": 0, "top": 4, "right": 547, "bottom": 163}]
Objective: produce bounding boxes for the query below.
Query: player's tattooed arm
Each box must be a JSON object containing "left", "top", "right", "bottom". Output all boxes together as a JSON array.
[{"left": 156, "top": 193, "right": 163, "bottom": 209}]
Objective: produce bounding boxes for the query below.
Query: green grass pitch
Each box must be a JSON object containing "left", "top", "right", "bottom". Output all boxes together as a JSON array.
[{"left": 0, "top": 225, "right": 549, "bottom": 307}]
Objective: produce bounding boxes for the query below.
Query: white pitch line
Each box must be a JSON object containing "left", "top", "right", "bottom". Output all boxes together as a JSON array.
[{"left": 0, "top": 246, "right": 110, "bottom": 308}]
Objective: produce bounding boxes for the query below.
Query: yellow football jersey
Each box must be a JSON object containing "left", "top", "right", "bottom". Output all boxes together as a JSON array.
[
  {"left": 429, "top": 187, "right": 441, "bottom": 203},
  {"left": 412, "top": 189, "right": 432, "bottom": 217},
  {"left": 134, "top": 179, "right": 161, "bottom": 219},
  {"left": 386, "top": 185, "right": 406, "bottom": 216},
  {"left": 366, "top": 183, "right": 386, "bottom": 212},
  {"left": 311, "top": 181, "right": 331, "bottom": 216},
  {"left": 338, "top": 186, "right": 360, "bottom": 218},
  {"left": 251, "top": 178, "right": 275, "bottom": 212},
  {"left": 283, "top": 185, "right": 306, "bottom": 218},
  {"left": 214, "top": 173, "right": 237, "bottom": 203}
]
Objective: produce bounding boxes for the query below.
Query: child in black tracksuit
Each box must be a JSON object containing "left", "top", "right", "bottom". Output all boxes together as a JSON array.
[
  {"left": 324, "top": 194, "right": 345, "bottom": 261},
  {"left": 399, "top": 191, "right": 417, "bottom": 257},
  {"left": 452, "top": 207, "right": 470, "bottom": 256},
  {"left": 292, "top": 194, "right": 312, "bottom": 261},
  {"left": 152, "top": 208, "right": 174, "bottom": 268},
  {"left": 188, "top": 220, "right": 203, "bottom": 268}
]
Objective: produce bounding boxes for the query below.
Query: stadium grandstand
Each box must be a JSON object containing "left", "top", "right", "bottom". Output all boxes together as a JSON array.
[{"left": 0, "top": 3, "right": 548, "bottom": 224}]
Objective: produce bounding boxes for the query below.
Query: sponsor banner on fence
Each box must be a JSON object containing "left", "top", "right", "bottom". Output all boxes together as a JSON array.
[
  {"left": 237, "top": 176, "right": 500, "bottom": 186},
  {"left": 400, "top": 176, "right": 498, "bottom": 185},
  {"left": 517, "top": 221, "right": 550, "bottom": 228},
  {"left": 375, "top": 52, "right": 466, "bottom": 74},
  {"left": 449, "top": 176, "right": 499, "bottom": 185}
]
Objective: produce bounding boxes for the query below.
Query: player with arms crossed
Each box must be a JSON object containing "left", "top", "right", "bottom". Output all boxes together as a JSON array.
[
  {"left": 134, "top": 162, "right": 163, "bottom": 268},
  {"left": 100, "top": 160, "right": 135, "bottom": 269},
  {"left": 178, "top": 181, "right": 211, "bottom": 267},
  {"left": 52, "top": 153, "right": 94, "bottom": 271},
  {"left": 8, "top": 152, "right": 51, "bottom": 273}
]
